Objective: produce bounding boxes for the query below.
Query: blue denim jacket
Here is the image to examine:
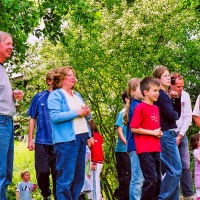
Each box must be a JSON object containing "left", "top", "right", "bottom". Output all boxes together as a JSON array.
[{"left": 48, "top": 89, "right": 92, "bottom": 144}]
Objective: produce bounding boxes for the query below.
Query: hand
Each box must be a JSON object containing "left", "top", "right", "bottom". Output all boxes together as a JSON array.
[
  {"left": 81, "top": 105, "right": 90, "bottom": 117},
  {"left": 170, "top": 90, "right": 179, "bottom": 98},
  {"left": 27, "top": 139, "right": 35, "bottom": 151},
  {"left": 176, "top": 134, "right": 183, "bottom": 145},
  {"left": 91, "top": 163, "right": 97, "bottom": 170},
  {"left": 153, "top": 128, "right": 163, "bottom": 138}
]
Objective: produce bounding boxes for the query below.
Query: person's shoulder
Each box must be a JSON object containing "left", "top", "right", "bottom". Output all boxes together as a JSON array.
[
  {"left": 182, "top": 90, "right": 190, "bottom": 97},
  {"left": 119, "top": 108, "right": 125, "bottom": 114},
  {"left": 130, "top": 98, "right": 142, "bottom": 106}
]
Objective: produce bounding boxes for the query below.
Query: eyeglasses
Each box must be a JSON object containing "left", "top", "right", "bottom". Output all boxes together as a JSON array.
[{"left": 161, "top": 74, "right": 171, "bottom": 78}]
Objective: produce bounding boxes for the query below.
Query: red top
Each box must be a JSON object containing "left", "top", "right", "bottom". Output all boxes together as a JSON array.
[
  {"left": 130, "top": 102, "right": 161, "bottom": 154},
  {"left": 91, "top": 132, "right": 104, "bottom": 163}
]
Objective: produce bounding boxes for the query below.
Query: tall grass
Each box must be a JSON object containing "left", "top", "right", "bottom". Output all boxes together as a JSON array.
[{"left": 8, "top": 141, "right": 43, "bottom": 199}]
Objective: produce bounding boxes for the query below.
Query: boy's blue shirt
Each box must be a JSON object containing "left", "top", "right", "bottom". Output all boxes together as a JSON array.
[
  {"left": 126, "top": 98, "right": 142, "bottom": 152},
  {"left": 27, "top": 90, "right": 53, "bottom": 145}
]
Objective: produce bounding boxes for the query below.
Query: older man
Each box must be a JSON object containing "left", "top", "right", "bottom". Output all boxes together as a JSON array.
[
  {"left": 0, "top": 31, "right": 23, "bottom": 199},
  {"left": 171, "top": 73, "right": 195, "bottom": 200}
]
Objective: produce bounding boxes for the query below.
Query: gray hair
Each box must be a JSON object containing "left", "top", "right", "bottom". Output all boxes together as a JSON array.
[{"left": 0, "top": 31, "right": 12, "bottom": 43}]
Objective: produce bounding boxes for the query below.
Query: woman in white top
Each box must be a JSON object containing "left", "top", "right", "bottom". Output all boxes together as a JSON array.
[{"left": 48, "top": 66, "right": 92, "bottom": 200}]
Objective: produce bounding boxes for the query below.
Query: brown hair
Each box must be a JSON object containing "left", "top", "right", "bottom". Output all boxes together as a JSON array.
[
  {"left": 153, "top": 65, "right": 169, "bottom": 79},
  {"left": 190, "top": 133, "right": 200, "bottom": 150},
  {"left": 123, "top": 78, "right": 140, "bottom": 125},
  {"left": 46, "top": 69, "right": 55, "bottom": 83},
  {"left": 88, "top": 119, "right": 98, "bottom": 136},
  {"left": 21, "top": 170, "right": 30, "bottom": 178},
  {"left": 171, "top": 72, "right": 184, "bottom": 85},
  {"left": 0, "top": 31, "right": 12, "bottom": 43},
  {"left": 51, "top": 66, "right": 76, "bottom": 89},
  {"left": 140, "top": 76, "right": 160, "bottom": 96}
]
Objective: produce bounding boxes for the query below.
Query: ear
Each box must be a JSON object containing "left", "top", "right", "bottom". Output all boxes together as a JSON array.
[{"left": 143, "top": 90, "right": 148, "bottom": 96}]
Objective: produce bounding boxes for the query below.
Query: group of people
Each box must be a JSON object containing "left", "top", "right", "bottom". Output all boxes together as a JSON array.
[
  {"left": 1, "top": 29, "right": 200, "bottom": 200},
  {"left": 114, "top": 65, "right": 200, "bottom": 200},
  {"left": 0, "top": 31, "right": 104, "bottom": 200}
]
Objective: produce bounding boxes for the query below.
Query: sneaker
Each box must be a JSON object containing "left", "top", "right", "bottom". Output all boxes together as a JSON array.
[{"left": 43, "top": 197, "right": 51, "bottom": 200}]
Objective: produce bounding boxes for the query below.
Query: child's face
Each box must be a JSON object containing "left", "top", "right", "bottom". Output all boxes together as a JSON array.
[
  {"left": 144, "top": 84, "right": 160, "bottom": 102},
  {"left": 159, "top": 70, "right": 171, "bottom": 87},
  {"left": 22, "top": 172, "right": 30, "bottom": 182},
  {"left": 132, "top": 84, "right": 143, "bottom": 100}
]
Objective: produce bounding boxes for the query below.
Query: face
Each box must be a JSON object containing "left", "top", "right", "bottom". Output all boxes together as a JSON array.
[
  {"left": 62, "top": 69, "right": 75, "bottom": 89},
  {"left": 170, "top": 79, "right": 184, "bottom": 95},
  {"left": 159, "top": 70, "right": 171, "bottom": 87},
  {"left": 132, "top": 84, "right": 143, "bottom": 100},
  {"left": 0, "top": 36, "right": 13, "bottom": 62},
  {"left": 144, "top": 84, "right": 160, "bottom": 102},
  {"left": 22, "top": 172, "right": 30, "bottom": 182}
]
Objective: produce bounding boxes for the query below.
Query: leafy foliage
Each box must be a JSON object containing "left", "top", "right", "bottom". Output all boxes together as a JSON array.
[{"left": 2, "top": 0, "right": 200, "bottom": 198}]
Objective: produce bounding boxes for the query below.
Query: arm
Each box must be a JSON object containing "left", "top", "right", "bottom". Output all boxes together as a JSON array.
[
  {"left": 16, "top": 191, "right": 20, "bottom": 200},
  {"left": 176, "top": 92, "right": 192, "bottom": 144},
  {"left": 192, "top": 95, "right": 200, "bottom": 128},
  {"left": 193, "top": 116, "right": 200, "bottom": 128},
  {"left": 27, "top": 118, "right": 36, "bottom": 151},
  {"left": 131, "top": 128, "right": 163, "bottom": 138},
  {"left": 155, "top": 91, "right": 179, "bottom": 121},
  {"left": 115, "top": 110, "right": 127, "bottom": 145},
  {"left": 117, "top": 126, "right": 126, "bottom": 145},
  {"left": 48, "top": 91, "right": 86, "bottom": 123}
]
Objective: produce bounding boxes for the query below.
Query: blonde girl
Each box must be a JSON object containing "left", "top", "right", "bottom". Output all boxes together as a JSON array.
[{"left": 123, "top": 78, "right": 144, "bottom": 200}]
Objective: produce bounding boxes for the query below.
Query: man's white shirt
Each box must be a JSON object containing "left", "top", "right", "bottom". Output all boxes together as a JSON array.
[{"left": 175, "top": 90, "right": 192, "bottom": 136}]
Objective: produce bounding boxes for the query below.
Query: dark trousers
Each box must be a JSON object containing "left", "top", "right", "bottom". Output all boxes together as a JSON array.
[
  {"left": 138, "top": 152, "right": 161, "bottom": 200},
  {"left": 35, "top": 144, "right": 57, "bottom": 199},
  {"left": 115, "top": 152, "right": 131, "bottom": 200}
]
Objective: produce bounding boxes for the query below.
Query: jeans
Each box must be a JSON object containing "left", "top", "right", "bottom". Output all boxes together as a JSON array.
[
  {"left": 88, "top": 163, "right": 103, "bottom": 200},
  {"left": 115, "top": 152, "right": 131, "bottom": 200},
  {"left": 54, "top": 133, "right": 88, "bottom": 200},
  {"left": 0, "top": 115, "right": 14, "bottom": 200},
  {"left": 138, "top": 152, "right": 161, "bottom": 200},
  {"left": 129, "top": 151, "right": 144, "bottom": 200},
  {"left": 35, "top": 144, "right": 57, "bottom": 199},
  {"left": 175, "top": 132, "right": 194, "bottom": 197},
  {"left": 159, "top": 130, "right": 182, "bottom": 200}
]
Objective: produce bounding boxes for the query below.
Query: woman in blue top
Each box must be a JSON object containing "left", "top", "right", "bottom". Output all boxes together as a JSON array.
[{"left": 48, "top": 66, "right": 92, "bottom": 200}]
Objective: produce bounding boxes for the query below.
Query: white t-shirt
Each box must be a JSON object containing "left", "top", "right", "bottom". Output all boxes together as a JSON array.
[
  {"left": 193, "top": 95, "right": 200, "bottom": 117},
  {"left": 61, "top": 89, "right": 89, "bottom": 135}
]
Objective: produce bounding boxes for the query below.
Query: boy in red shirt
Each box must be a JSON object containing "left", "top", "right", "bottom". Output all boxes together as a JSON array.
[{"left": 130, "top": 77, "right": 163, "bottom": 200}]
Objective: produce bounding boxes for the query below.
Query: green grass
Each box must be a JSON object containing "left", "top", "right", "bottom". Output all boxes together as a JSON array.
[{"left": 8, "top": 141, "right": 44, "bottom": 199}]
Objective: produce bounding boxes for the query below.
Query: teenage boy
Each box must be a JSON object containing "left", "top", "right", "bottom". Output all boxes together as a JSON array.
[
  {"left": 27, "top": 70, "right": 57, "bottom": 200},
  {"left": 130, "top": 77, "right": 163, "bottom": 200}
]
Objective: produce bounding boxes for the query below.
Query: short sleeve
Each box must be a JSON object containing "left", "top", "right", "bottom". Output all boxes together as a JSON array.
[
  {"left": 193, "top": 95, "right": 200, "bottom": 117},
  {"left": 130, "top": 105, "right": 142, "bottom": 129},
  {"left": 115, "top": 111, "right": 124, "bottom": 128}
]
